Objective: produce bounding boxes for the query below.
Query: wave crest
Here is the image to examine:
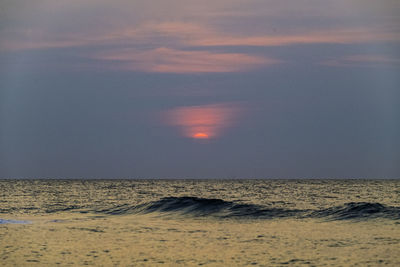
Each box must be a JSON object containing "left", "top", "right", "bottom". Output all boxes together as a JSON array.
[
  {"left": 97, "top": 196, "right": 302, "bottom": 218},
  {"left": 312, "top": 202, "right": 400, "bottom": 220},
  {"left": 98, "top": 197, "right": 400, "bottom": 220}
]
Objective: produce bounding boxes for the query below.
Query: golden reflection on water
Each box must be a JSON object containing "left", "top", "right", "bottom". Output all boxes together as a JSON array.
[{"left": 1, "top": 179, "right": 399, "bottom": 266}]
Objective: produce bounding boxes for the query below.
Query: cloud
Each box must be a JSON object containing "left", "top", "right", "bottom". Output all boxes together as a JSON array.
[
  {"left": 4, "top": 21, "right": 398, "bottom": 74},
  {"left": 92, "top": 47, "right": 278, "bottom": 73},
  {"left": 140, "top": 22, "right": 400, "bottom": 47},
  {"left": 321, "top": 54, "right": 400, "bottom": 67},
  {"left": 186, "top": 28, "right": 400, "bottom": 47},
  {"left": 0, "top": 28, "right": 118, "bottom": 51},
  {"left": 162, "top": 103, "right": 244, "bottom": 139},
  {"left": 3, "top": 20, "right": 400, "bottom": 52}
]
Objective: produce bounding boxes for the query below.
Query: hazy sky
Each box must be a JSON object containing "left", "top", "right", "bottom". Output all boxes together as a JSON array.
[{"left": 1, "top": 0, "right": 399, "bottom": 178}]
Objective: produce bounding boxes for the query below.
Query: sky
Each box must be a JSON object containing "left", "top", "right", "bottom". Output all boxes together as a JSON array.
[{"left": 0, "top": 0, "right": 399, "bottom": 178}]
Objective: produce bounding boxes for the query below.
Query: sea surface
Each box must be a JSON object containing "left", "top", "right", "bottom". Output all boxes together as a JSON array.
[{"left": 1, "top": 179, "right": 399, "bottom": 266}]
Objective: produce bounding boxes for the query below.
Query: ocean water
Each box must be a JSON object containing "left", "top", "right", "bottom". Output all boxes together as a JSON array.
[{"left": 0, "top": 179, "right": 399, "bottom": 266}]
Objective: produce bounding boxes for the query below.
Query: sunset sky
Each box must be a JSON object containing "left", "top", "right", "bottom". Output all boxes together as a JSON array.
[{"left": 1, "top": 0, "right": 399, "bottom": 178}]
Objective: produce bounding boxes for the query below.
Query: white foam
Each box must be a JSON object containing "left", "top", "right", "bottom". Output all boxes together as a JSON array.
[{"left": 0, "top": 219, "right": 31, "bottom": 224}]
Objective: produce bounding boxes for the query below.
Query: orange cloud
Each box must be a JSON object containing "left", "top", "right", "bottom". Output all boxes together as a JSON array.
[
  {"left": 93, "top": 47, "right": 278, "bottom": 73},
  {"left": 163, "top": 103, "right": 243, "bottom": 139}
]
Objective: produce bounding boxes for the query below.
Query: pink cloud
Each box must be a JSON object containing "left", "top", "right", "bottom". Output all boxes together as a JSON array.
[
  {"left": 184, "top": 27, "right": 400, "bottom": 47},
  {"left": 3, "top": 21, "right": 399, "bottom": 52},
  {"left": 129, "top": 23, "right": 400, "bottom": 47},
  {"left": 126, "top": 22, "right": 400, "bottom": 48},
  {"left": 3, "top": 21, "right": 399, "bottom": 74},
  {"left": 93, "top": 47, "right": 279, "bottom": 73}
]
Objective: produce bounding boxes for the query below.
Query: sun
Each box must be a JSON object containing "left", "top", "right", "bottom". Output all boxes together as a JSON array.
[
  {"left": 193, "top": 132, "right": 210, "bottom": 139},
  {"left": 163, "top": 103, "right": 242, "bottom": 140}
]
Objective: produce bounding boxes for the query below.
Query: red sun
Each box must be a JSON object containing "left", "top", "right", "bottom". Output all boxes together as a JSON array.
[{"left": 193, "top": 132, "right": 209, "bottom": 139}]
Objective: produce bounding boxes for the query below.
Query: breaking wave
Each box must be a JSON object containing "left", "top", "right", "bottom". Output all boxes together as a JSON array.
[
  {"left": 95, "top": 197, "right": 400, "bottom": 220},
  {"left": 97, "top": 196, "right": 302, "bottom": 218},
  {"left": 6, "top": 197, "right": 398, "bottom": 221},
  {"left": 311, "top": 202, "right": 400, "bottom": 220}
]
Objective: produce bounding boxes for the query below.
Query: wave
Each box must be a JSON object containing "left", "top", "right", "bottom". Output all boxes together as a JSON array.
[
  {"left": 96, "top": 197, "right": 303, "bottom": 218},
  {"left": 95, "top": 197, "right": 400, "bottom": 220},
  {"left": 311, "top": 202, "right": 400, "bottom": 220},
  {"left": 5, "top": 197, "right": 398, "bottom": 221},
  {"left": 140, "top": 196, "right": 302, "bottom": 218}
]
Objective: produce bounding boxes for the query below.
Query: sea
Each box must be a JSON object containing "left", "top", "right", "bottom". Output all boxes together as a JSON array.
[{"left": 1, "top": 179, "right": 399, "bottom": 266}]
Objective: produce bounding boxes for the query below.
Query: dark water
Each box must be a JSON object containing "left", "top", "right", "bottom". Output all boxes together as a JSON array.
[{"left": 1, "top": 179, "right": 399, "bottom": 266}]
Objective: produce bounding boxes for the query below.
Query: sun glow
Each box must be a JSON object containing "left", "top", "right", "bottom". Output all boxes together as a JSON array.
[
  {"left": 163, "top": 103, "right": 242, "bottom": 139},
  {"left": 193, "top": 133, "right": 209, "bottom": 139}
]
